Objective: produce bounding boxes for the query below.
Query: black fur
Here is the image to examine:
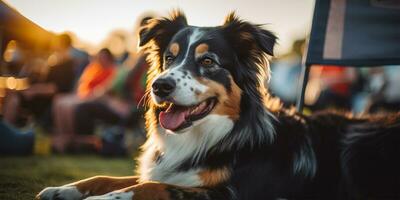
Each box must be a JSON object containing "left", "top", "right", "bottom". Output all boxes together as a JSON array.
[
  {"left": 139, "top": 10, "right": 188, "bottom": 72},
  {"left": 140, "top": 11, "right": 400, "bottom": 200}
]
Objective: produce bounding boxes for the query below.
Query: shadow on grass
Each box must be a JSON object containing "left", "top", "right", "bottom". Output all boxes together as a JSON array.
[{"left": 0, "top": 155, "right": 135, "bottom": 200}]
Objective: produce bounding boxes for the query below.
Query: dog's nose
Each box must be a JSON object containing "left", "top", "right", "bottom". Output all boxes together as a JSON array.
[{"left": 152, "top": 78, "right": 176, "bottom": 98}]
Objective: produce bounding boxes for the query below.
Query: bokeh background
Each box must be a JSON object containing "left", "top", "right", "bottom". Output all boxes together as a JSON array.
[{"left": 1, "top": 0, "right": 400, "bottom": 199}]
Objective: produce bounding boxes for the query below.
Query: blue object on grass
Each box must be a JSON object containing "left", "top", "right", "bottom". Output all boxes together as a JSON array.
[
  {"left": 0, "top": 121, "right": 34, "bottom": 155},
  {"left": 100, "top": 126, "right": 126, "bottom": 157}
]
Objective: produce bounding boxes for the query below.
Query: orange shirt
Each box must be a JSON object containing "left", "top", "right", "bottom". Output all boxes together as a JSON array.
[{"left": 77, "top": 61, "right": 116, "bottom": 98}]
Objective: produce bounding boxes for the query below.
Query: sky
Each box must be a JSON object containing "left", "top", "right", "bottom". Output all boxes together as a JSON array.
[{"left": 4, "top": 0, "right": 315, "bottom": 55}]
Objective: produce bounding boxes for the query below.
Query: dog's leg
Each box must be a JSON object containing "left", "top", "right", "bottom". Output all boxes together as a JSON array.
[
  {"left": 36, "top": 176, "right": 139, "bottom": 200},
  {"left": 83, "top": 181, "right": 235, "bottom": 200}
]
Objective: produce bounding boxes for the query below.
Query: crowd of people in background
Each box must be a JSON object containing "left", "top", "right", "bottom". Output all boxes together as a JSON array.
[
  {"left": 1, "top": 15, "right": 153, "bottom": 155},
  {"left": 269, "top": 38, "right": 400, "bottom": 114}
]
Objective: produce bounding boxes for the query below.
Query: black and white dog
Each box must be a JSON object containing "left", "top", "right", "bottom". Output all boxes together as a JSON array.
[{"left": 37, "top": 11, "right": 400, "bottom": 200}]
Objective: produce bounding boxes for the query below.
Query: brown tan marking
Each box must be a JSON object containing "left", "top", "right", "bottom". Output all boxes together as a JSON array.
[
  {"left": 67, "top": 176, "right": 139, "bottom": 196},
  {"left": 128, "top": 182, "right": 170, "bottom": 200},
  {"left": 119, "top": 182, "right": 208, "bottom": 200},
  {"left": 196, "top": 77, "right": 241, "bottom": 120},
  {"left": 169, "top": 43, "right": 180, "bottom": 56},
  {"left": 194, "top": 43, "right": 209, "bottom": 57},
  {"left": 199, "top": 167, "right": 231, "bottom": 187}
]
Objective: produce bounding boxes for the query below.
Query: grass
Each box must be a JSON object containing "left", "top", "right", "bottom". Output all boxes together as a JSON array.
[{"left": 0, "top": 155, "right": 135, "bottom": 200}]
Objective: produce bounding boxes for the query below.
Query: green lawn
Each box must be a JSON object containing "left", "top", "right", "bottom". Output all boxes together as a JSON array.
[{"left": 0, "top": 155, "right": 135, "bottom": 200}]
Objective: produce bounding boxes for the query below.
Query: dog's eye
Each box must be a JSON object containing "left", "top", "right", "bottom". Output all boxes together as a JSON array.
[
  {"left": 200, "top": 58, "right": 214, "bottom": 67},
  {"left": 165, "top": 56, "right": 174, "bottom": 65}
]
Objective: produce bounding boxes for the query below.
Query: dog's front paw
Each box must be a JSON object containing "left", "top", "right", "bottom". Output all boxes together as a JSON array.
[
  {"left": 36, "top": 186, "right": 83, "bottom": 200},
  {"left": 83, "top": 191, "right": 134, "bottom": 200}
]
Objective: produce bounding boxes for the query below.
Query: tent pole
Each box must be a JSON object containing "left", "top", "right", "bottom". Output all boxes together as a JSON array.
[{"left": 296, "top": 64, "right": 311, "bottom": 113}]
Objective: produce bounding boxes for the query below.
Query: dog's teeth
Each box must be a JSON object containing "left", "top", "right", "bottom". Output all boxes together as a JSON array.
[
  {"left": 199, "top": 102, "right": 207, "bottom": 109},
  {"left": 189, "top": 101, "right": 208, "bottom": 115},
  {"left": 191, "top": 107, "right": 199, "bottom": 114}
]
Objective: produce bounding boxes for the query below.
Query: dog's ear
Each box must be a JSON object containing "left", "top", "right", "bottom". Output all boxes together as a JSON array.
[
  {"left": 222, "top": 12, "right": 277, "bottom": 57},
  {"left": 221, "top": 12, "right": 277, "bottom": 108},
  {"left": 139, "top": 10, "right": 188, "bottom": 49}
]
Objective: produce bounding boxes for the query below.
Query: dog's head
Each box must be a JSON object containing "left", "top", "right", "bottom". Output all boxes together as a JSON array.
[{"left": 140, "top": 11, "right": 276, "bottom": 137}]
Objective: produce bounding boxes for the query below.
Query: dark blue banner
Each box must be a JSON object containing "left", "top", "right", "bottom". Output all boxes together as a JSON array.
[{"left": 306, "top": 0, "right": 400, "bottom": 66}]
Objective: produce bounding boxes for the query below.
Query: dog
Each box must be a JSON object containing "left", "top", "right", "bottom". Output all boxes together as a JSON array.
[{"left": 37, "top": 11, "right": 400, "bottom": 200}]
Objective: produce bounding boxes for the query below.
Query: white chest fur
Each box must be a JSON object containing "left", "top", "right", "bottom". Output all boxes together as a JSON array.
[{"left": 138, "top": 114, "right": 234, "bottom": 187}]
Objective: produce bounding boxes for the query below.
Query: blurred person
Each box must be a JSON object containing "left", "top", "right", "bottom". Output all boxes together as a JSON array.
[
  {"left": 72, "top": 16, "right": 153, "bottom": 155},
  {"left": 307, "top": 65, "right": 358, "bottom": 110},
  {"left": 379, "top": 65, "right": 400, "bottom": 106},
  {"left": 64, "top": 32, "right": 90, "bottom": 81},
  {"left": 74, "top": 51, "right": 149, "bottom": 135},
  {"left": 103, "top": 30, "right": 130, "bottom": 65},
  {"left": 77, "top": 48, "right": 117, "bottom": 98},
  {"left": 365, "top": 66, "right": 400, "bottom": 113},
  {"left": 71, "top": 47, "right": 90, "bottom": 81},
  {"left": 50, "top": 33, "right": 90, "bottom": 83},
  {"left": 52, "top": 48, "right": 117, "bottom": 152},
  {"left": 74, "top": 52, "right": 149, "bottom": 155},
  {"left": 269, "top": 39, "right": 305, "bottom": 105},
  {"left": 2, "top": 33, "right": 75, "bottom": 128}
]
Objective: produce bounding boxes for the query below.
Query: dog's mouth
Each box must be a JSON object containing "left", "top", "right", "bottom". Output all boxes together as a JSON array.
[{"left": 159, "top": 98, "right": 217, "bottom": 132}]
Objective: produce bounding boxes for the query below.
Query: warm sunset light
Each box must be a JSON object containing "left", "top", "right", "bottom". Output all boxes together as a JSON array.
[
  {"left": 4, "top": 0, "right": 314, "bottom": 54},
  {"left": 4, "top": 1, "right": 399, "bottom": 199}
]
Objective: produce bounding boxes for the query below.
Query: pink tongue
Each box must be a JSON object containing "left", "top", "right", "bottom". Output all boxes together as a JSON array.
[{"left": 159, "top": 109, "right": 189, "bottom": 131}]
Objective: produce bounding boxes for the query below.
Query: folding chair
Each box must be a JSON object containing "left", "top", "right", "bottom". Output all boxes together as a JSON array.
[{"left": 296, "top": 0, "right": 400, "bottom": 112}]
